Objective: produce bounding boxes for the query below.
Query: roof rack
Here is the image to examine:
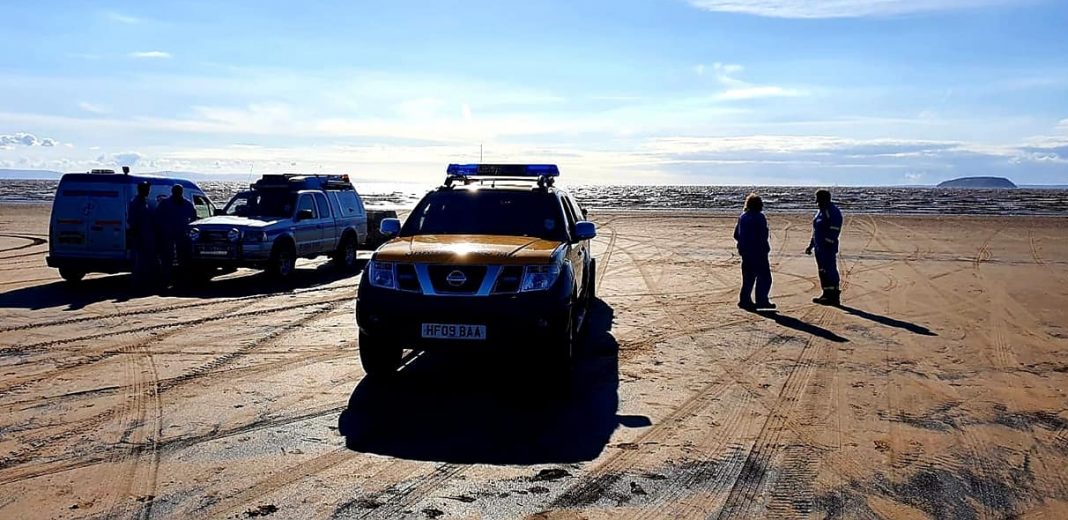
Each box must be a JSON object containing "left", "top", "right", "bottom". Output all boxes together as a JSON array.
[
  {"left": 252, "top": 173, "right": 354, "bottom": 191},
  {"left": 443, "top": 163, "right": 559, "bottom": 189}
]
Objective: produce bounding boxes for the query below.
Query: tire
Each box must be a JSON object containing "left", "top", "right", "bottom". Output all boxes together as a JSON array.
[
  {"left": 359, "top": 331, "right": 402, "bottom": 377},
  {"left": 333, "top": 234, "right": 358, "bottom": 271},
  {"left": 586, "top": 258, "right": 597, "bottom": 302},
  {"left": 267, "top": 242, "right": 297, "bottom": 280},
  {"left": 59, "top": 268, "right": 85, "bottom": 283},
  {"left": 547, "top": 303, "right": 575, "bottom": 381}
]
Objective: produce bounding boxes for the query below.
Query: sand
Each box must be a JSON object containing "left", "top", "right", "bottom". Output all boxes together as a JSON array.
[{"left": 0, "top": 202, "right": 1066, "bottom": 519}]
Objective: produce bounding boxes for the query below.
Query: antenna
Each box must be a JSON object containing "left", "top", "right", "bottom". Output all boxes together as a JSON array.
[
  {"left": 246, "top": 163, "right": 255, "bottom": 185},
  {"left": 480, "top": 143, "right": 483, "bottom": 163}
]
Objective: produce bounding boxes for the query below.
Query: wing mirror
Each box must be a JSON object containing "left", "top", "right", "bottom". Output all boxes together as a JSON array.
[
  {"left": 379, "top": 218, "right": 401, "bottom": 237},
  {"left": 575, "top": 221, "right": 597, "bottom": 241},
  {"left": 296, "top": 209, "right": 315, "bottom": 221}
]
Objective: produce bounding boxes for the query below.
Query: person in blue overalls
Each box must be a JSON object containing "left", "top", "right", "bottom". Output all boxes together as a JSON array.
[
  {"left": 805, "top": 189, "right": 843, "bottom": 305},
  {"left": 734, "top": 193, "right": 775, "bottom": 310},
  {"left": 156, "top": 184, "right": 196, "bottom": 288},
  {"left": 126, "top": 181, "right": 158, "bottom": 288}
]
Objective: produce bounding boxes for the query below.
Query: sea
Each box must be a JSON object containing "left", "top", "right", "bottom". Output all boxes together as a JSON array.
[{"left": 2, "top": 179, "right": 1066, "bottom": 216}]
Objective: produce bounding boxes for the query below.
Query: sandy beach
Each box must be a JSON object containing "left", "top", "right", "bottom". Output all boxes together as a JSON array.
[{"left": 1, "top": 202, "right": 1066, "bottom": 519}]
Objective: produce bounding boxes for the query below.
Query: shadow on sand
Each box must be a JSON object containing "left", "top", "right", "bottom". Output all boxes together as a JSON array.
[
  {"left": 337, "top": 299, "right": 650, "bottom": 465},
  {"left": 751, "top": 309, "right": 850, "bottom": 343},
  {"left": 837, "top": 305, "right": 937, "bottom": 336},
  {"left": 0, "top": 259, "right": 366, "bottom": 311}
]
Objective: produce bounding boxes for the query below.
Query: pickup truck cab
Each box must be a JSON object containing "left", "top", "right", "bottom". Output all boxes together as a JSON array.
[
  {"left": 188, "top": 174, "right": 368, "bottom": 279},
  {"left": 47, "top": 169, "right": 216, "bottom": 282}
]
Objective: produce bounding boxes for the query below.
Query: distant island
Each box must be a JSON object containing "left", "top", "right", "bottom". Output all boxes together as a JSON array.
[{"left": 938, "top": 176, "right": 1017, "bottom": 189}]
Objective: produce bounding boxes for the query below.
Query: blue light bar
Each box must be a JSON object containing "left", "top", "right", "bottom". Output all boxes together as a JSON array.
[{"left": 446, "top": 164, "right": 559, "bottom": 177}]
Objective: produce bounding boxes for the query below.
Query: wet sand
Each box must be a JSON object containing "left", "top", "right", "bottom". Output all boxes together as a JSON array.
[{"left": 1, "top": 203, "right": 1066, "bottom": 519}]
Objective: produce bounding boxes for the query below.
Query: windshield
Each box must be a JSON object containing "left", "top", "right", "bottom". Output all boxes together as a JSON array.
[
  {"left": 224, "top": 190, "right": 296, "bottom": 218},
  {"left": 401, "top": 189, "right": 567, "bottom": 241}
]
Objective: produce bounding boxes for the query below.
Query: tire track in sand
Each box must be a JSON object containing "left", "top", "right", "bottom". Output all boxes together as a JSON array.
[
  {"left": 1, "top": 295, "right": 351, "bottom": 354},
  {"left": 878, "top": 218, "right": 1012, "bottom": 517},
  {"left": 0, "top": 300, "right": 346, "bottom": 485},
  {"left": 0, "top": 234, "right": 48, "bottom": 255},
  {"left": 0, "top": 300, "right": 254, "bottom": 396},
  {"left": 0, "top": 281, "right": 358, "bottom": 333}
]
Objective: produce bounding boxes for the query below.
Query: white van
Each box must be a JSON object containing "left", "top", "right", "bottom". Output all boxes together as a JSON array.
[{"left": 46, "top": 170, "right": 217, "bottom": 282}]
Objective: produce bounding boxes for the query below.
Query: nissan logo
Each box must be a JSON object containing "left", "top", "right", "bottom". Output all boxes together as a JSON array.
[{"left": 446, "top": 270, "right": 467, "bottom": 287}]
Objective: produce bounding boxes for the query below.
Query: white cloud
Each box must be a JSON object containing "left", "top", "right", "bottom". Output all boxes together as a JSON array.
[
  {"left": 78, "top": 101, "right": 108, "bottom": 114},
  {"left": 97, "top": 151, "right": 143, "bottom": 167},
  {"left": 716, "top": 86, "right": 801, "bottom": 101},
  {"left": 702, "top": 62, "right": 803, "bottom": 101},
  {"left": 107, "top": 12, "right": 141, "bottom": 24},
  {"left": 687, "top": 0, "right": 1017, "bottom": 19},
  {"left": 0, "top": 132, "right": 58, "bottom": 148},
  {"left": 129, "top": 51, "right": 172, "bottom": 59}
]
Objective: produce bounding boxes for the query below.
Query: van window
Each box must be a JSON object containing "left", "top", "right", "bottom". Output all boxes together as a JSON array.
[
  {"left": 296, "top": 194, "right": 317, "bottom": 218},
  {"left": 193, "top": 195, "right": 213, "bottom": 219},
  {"left": 314, "top": 193, "right": 331, "bottom": 219}
]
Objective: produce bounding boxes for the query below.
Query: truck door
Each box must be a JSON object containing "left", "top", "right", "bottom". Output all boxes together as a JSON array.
[
  {"left": 192, "top": 193, "right": 214, "bottom": 221},
  {"left": 560, "top": 194, "right": 585, "bottom": 296},
  {"left": 293, "top": 193, "right": 321, "bottom": 256},
  {"left": 314, "top": 192, "right": 336, "bottom": 252}
]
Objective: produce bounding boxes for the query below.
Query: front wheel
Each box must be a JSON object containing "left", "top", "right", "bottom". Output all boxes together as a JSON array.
[
  {"left": 267, "top": 242, "right": 296, "bottom": 280},
  {"left": 359, "top": 331, "right": 402, "bottom": 377},
  {"left": 545, "top": 305, "right": 575, "bottom": 386},
  {"left": 59, "top": 268, "right": 85, "bottom": 283},
  {"left": 586, "top": 258, "right": 597, "bottom": 302}
]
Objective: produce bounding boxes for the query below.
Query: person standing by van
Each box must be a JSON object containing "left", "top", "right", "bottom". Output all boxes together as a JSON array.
[
  {"left": 734, "top": 193, "right": 775, "bottom": 310},
  {"left": 156, "top": 184, "right": 196, "bottom": 287},
  {"left": 127, "top": 181, "right": 158, "bottom": 287}
]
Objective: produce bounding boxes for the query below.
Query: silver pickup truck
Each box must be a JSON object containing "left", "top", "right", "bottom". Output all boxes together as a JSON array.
[{"left": 188, "top": 174, "right": 394, "bottom": 279}]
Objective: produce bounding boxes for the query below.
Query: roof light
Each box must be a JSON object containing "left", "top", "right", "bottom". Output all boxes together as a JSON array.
[{"left": 446, "top": 164, "right": 559, "bottom": 177}]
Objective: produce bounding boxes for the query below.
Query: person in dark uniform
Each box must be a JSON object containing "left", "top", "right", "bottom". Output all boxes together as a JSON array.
[
  {"left": 156, "top": 184, "right": 196, "bottom": 287},
  {"left": 734, "top": 193, "right": 775, "bottom": 310},
  {"left": 126, "top": 181, "right": 158, "bottom": 287},
  {"left": 805, "top": 189, "right": 843, "bottom": 305}
]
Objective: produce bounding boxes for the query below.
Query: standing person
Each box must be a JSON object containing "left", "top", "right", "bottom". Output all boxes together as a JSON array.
[
  {"left": 126, "top": 181, "right": 158, "bottom": 288},
  {"left": 805, "top": 189, "right": 843, "bottom": 305},
  {"left": 734, "top": 193, "right": 775, "bottom": 310},
  {"left": 156, "top": 184, "right": 196, "bottom": 288}
]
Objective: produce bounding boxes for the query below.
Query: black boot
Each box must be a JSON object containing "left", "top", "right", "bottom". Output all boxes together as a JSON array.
[{"left": 813, "top": 290, "right": 840, "bottom": 306}]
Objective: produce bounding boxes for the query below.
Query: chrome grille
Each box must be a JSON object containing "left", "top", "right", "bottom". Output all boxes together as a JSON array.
[{"left": 427, "top": 265, "right": 487, "bottom": 294}]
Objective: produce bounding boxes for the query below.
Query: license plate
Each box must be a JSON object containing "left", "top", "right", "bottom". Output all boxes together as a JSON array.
[
  {"left": 196, "top": 246, "right": 230, "bottom": 256},
  {"left": 421, "top": 323, "right": 486, "bottom": 340}
]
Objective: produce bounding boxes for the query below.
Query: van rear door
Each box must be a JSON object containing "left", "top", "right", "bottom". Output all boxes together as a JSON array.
[{"left": 51, "top": 177, "right": 127, "bottom": 257}]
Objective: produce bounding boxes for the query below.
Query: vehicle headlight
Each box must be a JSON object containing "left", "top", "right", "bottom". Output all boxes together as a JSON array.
[
  {"left": 227, "top": 228, "right": 241, "bottom": 242},
  {"left": 188, "top": 227, "right": 200, "bottom": 241},
  {"left": 368, "top": 261, "right": 397, "bottom": 289},
  {"left": 520, "top": 264, "right": 561, "bottom": 292},
  {"left": 243, "top": 230, "right": 267, "bottom": 242}
]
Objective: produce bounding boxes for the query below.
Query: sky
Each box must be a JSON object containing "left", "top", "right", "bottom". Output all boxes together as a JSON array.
[{"left": 0, "top": 0, "right": 1066, "bottom": 185}]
